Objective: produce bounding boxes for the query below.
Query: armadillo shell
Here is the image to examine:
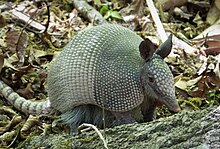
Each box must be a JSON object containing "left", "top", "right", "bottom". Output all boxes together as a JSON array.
[{"left": 48, "top": 24, "right": 145, "bottom": 112}]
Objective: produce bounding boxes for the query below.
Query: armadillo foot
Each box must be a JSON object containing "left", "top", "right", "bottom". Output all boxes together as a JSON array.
[{"left": 111, "top": 111, "right": 136, "bottom": 126}]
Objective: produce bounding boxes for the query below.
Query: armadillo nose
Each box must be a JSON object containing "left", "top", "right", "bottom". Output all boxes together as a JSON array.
[
  {"left": 168, "top": 100, "right": 181, "bottom": 113},
  {"left": 171, "top": 105, "right": 181, "bottom": 113},
  {"left": 162, "top": 96, "right": 181, "bottom": 113}
]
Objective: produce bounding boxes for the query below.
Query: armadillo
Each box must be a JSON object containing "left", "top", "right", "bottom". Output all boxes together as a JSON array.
[{"left": 0, "top": 24, "right": 180, "bottom": 131}]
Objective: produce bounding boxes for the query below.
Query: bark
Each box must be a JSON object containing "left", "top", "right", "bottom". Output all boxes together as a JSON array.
[{"left": 21, "top": 106, "right": 220, "bottom": 149}]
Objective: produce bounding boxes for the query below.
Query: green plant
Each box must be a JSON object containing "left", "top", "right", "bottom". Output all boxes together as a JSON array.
[{"left": 100, "top": 5, "right": 123, "bottom": 20}]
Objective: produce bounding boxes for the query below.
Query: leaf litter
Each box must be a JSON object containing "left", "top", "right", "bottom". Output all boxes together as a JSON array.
[{"left": 0, "top": 0, "right": 219, "bottom": 147}]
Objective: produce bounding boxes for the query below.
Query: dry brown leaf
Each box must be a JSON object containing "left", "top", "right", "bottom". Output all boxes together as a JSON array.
[
  {"left": 175, "top": 79, "right": 187, "bottom": 90},
  {"left": 5, "top": 29, "right": 28, "bottom": 67},
  {"left": 120, "top": 0, "right": 144, "bottom": 22},
  {"left": 190, "top": 71, "right": 220, "bottom": 98},
  {"left": 0, "top": 130, "right": 17, "bottom": 145},
  {"left": 187, "top": 76, "right": 202, "bottom": 87},
  {"left": 17, "top": 83, "right": 34, "bottom": 99},
  {"left": 21, "top": 115, "right": 41, "bottom": 134},
  {"left": 205, "top": 47, "right": 220, "bottom": 56},
  {"left": 0, "top": 106, "right": 17, "bottom": 119},
  {"left": 215, "top": 0, "right": 220, "bottom": 10},
  {"left": 205, "top": 39, "right": 220, "bottom": 47},
  {"left": 6, "top": 29, "right": 21, "bottom": 52},
  {"left": 194, "top": 24, "right": 220, "bottom": 40},
  {"left": 0, "top": 115, "right": 22, "bottom": 135},
  {"left": 206, "top": 0, "right": 220, "bottom": 24},
  {"left": 162, "top": 0, "right": 187, "bottom": 11},
  {"left": 0, "top": 14, "right": 6, "bottom": 28},
  {"left": 208, "top": 73, "right": 220, "bottom": 88},
  {"left": 190, "top": 76, "right": 209, "bottom": 98},
  {"left": 2, "top": 60, "right": 17, "bottom": 72},
  {"left": 17, "top": 64, "right": 33, "bottom": 73}
]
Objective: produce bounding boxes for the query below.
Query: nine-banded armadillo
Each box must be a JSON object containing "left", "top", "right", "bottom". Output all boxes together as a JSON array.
[{"left": 0, "top": 24, "right": 180, "bottom": 131}]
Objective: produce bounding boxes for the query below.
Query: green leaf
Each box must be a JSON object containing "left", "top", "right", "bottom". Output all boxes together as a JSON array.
[
  {"left": 104, "top": 11, "right": 111, "bottom": 19},
  {"left": 100, "top": 5, "right": 109, "bottom": 15},
  {"left": 110, "top": 11, "right": 123, "bottom": 20}
]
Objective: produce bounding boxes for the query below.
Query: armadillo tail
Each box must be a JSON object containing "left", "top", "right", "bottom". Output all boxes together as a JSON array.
[{"left": 0, "top": 80, "right": 51, "bottom": 115}]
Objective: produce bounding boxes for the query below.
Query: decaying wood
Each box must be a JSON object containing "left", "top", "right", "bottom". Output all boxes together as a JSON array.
[
  {"left": 21, "top": 106, "right": 220, "bottom": 148},
  {"left": 71, "top": 0, "right": 107, "bottom": 25}
]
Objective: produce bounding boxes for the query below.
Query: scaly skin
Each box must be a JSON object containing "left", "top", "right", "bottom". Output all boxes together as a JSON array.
[
  {"left": 0, "top": 24, "right": 180, "bottom": 131},
  {"left": 0, "top": 80, "right": 51, "bottom": 115}
]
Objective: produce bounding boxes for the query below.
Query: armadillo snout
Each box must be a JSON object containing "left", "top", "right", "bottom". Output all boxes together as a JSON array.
[{"left": 161, "top": 96, "right": 181, "bottom": 113}]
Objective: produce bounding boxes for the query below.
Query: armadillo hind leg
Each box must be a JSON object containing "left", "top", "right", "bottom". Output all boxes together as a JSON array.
[{"left": 60, "top": 104, "right": 115, "bottom": 132}]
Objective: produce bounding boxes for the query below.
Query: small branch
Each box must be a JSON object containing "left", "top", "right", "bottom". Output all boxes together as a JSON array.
[
  {"left": 78, "top": 123, "right": 108, "bottom": 149},
  {"left": 146, "top": 0, "right": 198, "bottom": 54},
  {"left": 10, "top": 8, "right": 45, "bottom": 32},
  {"left": 72, "top": 0, "right": 107, "bottom": 25},
  {"left": 42, "top": 0, "right": 50, "bottom": 33},
  {"left": 8, "top": 0, "right": 50, "bottom": 34},
  {"left": 146, "top": 0, "right": 167, "bottom": 42}
]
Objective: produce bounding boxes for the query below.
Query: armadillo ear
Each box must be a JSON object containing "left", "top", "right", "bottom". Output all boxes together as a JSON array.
[
  {"left": 156, "top": 34, "right": 173, "bottom": 58},
  {"left": 139, "top": 39, "right": 157, "bottom": 61}
]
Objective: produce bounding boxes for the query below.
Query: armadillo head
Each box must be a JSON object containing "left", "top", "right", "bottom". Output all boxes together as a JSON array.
[{"left": 139, "top": 35, "right": 181, "bottom": 113}]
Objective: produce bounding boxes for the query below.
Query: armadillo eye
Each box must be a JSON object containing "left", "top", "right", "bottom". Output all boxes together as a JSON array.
[{"left": 149, "top": 76, "right": 154, "bottom": 83}]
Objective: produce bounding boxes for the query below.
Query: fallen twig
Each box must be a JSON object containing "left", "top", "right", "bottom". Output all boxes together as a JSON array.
[
  {"left": 146, "top": 0, "right": 197, "bottom": 54},
  {"left": 146, "top": 0, "right": 167, "bottom": 42},
  {"left": 10, "top": 8, "right": 45, "bottom": 32},
  {"left": 78, "top": 123, "right": 108, "bottom": 149},
  {"left": 72, "top": 0, "right": 107, "bottom": 25}
]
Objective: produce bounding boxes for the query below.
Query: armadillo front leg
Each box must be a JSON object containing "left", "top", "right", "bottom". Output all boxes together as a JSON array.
[
  {"left": 142, "top": 108, "right": 156, "bottom": 122},
  {"left": 111, "top": 111, "right": 136, "bottom": 125}
]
